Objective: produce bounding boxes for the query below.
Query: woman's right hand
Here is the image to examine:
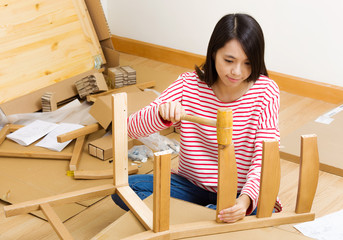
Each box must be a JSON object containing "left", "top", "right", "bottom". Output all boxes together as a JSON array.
[{"left": 159, "top": 101, "right": 185, "bottom": 123}]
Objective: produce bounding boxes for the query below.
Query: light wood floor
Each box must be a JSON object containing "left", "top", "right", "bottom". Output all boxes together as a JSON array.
[{"left": 0, "top": 53, "right": 342, "bottom": 239}]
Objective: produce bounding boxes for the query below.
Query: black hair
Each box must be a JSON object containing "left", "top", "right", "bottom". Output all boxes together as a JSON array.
[{"left": 195, "top": 13, "right": 268, "bottom": 86}]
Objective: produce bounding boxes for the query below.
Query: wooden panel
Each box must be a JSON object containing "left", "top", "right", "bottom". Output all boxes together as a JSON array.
[
  {"left": 295, "top": 135, "right": 319, "bottom": 213},
  {"left": 257, "top": 140, "right": 280, "bottom": 218},
  {"left": 0, "top": 0, "right": 104, "bottom": 104}
]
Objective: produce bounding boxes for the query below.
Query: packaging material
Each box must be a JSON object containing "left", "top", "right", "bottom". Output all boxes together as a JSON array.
[
  {"left": 89, "top": 86, "right": 159, "bottom": 129},
  {"left": 41, "top": 92, "right": 58, "bottom": 112},
  {"left": 107, "top": 66, "right": 136, "bottom": 89},
  {"left": 84, "top": 0, "right": 120, "bottom": 69},
  {"left": 128, "top": 145, "right": 153, "bottom": 163},
  {"left": 0, "top": 0, "right": 105, "bottom": 115},
  {"left": 88, "top": 134, "right": 112, "bottom": 160},
  {"left": 75, "top": 73, "right": 108, "bottom": 99},
  {"left": 280, "top": 108, "right": 343, "bottom": 176},
  {"left": 7, "top": 120, "right": 59, "bottom": 146},
  {"left": 138, "top": 132, "right": 180, "bottom": 154},
  {"left": 0, "top": 99, "right": 97, "bottom": 127}
]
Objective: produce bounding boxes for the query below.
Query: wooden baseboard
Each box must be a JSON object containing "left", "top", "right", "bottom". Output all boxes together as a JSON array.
[{"left": 111, "top": 35, "right": 343, "bottom": 104}]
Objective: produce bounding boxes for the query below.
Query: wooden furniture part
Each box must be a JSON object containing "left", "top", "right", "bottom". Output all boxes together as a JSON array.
[
  {"left": 3, "top": 93, "right": 319, "bottom": 239},
  {"left": 73, "top": 165, "right": 138, "bottom": 180},
  {"left": 0, "top": 0, "right": 105, "bottom": 114},
  {"left": 216, "top": 108, "right": 237, "bottom": 223},
  {"left": 153, "top": 151, "right": 172, "bottom": 232},
  {"left": 295, "top": 134, "right": 319, "bottom": 214},
  {"left": 257, "top": 140, "right": 281, "bottom": 218},
  {"left": 0, "top": 124, "right": 87, "bottom": 171}
]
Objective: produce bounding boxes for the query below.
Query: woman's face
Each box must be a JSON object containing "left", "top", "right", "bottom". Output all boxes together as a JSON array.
[{"left": 214, "top": 39, "right": 252, "bottom": 88}]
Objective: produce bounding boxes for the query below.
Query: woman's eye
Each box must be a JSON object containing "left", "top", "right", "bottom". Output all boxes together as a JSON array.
[
  {"left": 225, "top": 59, "right": 233, "bottom": 63},
  {"left": 245, "top": 62, "right": 251, "bottom": 65}
]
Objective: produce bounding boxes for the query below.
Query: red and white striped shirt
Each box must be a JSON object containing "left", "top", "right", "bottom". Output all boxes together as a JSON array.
[{"left": 128, "top": 71, "right": 282, "bottom": 213}]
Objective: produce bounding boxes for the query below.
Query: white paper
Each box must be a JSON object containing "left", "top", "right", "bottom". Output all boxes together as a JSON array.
[
  {"left": 315, "top": 104, "right": 343, "bottom": 124},
  {"left": 35, "top": 123, "right": 84, "bottom": 152},
  {"left": 294, "top": 209, "right": 343, "bottom": 240},
  {"left": 315, "top": 116, "right": 334, "bottom": 125},
  {"left": 6, "top": 120, "right": 58, "bottom": 146}
]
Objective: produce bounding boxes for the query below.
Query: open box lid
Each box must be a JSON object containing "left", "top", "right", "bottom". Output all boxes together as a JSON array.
[{"left": 0, "top": 0, "right": 108, "bottom": 115}]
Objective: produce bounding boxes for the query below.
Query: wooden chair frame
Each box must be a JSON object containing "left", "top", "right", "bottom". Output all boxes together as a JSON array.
[{"left": 3, "top": 92, "right": 319, "bottom": 239}]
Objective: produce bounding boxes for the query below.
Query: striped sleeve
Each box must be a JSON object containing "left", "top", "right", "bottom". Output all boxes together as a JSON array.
[
  {"left": 240, "top": 81, "right": 282, "bottom": 214},
  {"left": 127, "top": 74, "right": 184, "bottom": 139}
]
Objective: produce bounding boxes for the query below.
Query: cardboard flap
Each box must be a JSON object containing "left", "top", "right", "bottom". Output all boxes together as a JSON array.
[{"left": 89, "top": 88, "right": 159, "bottom": 129}]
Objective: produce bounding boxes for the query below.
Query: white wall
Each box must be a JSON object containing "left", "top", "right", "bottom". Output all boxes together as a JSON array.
[{"left": 103, "top": 0, "right": 343, "bottom": 87}]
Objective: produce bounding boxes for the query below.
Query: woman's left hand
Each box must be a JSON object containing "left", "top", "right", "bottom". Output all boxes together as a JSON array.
[{"left": 217, "top": 194, "right": 251, "bottom": 223}]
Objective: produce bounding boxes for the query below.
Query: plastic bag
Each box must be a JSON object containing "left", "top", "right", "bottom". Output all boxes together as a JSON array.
[
  {"left": 128, "top": 145, "right": 154, "bottom": 163},
  {"left": 138, "top": 132, "right": 180, "bottom": 154}
]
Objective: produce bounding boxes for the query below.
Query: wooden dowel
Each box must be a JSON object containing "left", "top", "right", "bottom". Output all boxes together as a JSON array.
[
  {"left": 4, "top": 184, "right": 116, "bottom": 217},
  {"left": 153, "top": 152, "right": 171, "bottom": 233},
  {"left": 57, "top": 123, "right": 101, "bottom": 143},
  {"left": 216, "top": 108, "right": 236, "bottom": 223},
  {"left": 40, "top": 203, "right": 74, "bottom": 240},
  {"left": 257, "top": 140, "right": 280, "bottom": 218},
  {"left": 295, "top": 134, "right": 319, "bottom": 214},
  {"left": 73, "top": 165, "right": 138, "bottom": 179},
  {"left": 69, "top": 136, "right": 86, "bottom": 171},
  {"left": 181, "top": 114, "right": 216, "bottom": 127},
  {"left": 0, "top": 150, "right": 72, "bottom": 160}
]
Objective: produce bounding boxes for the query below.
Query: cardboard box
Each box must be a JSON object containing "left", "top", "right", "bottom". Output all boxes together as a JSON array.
[
  {"left": 0, "top": 0, "right": 119, "bottom": 115},
  {"left": 89, "top": 86, "right": 159, "bottom": 129},
  {"left": 280, "top": 108, "right": 343, "bottom": 176}
]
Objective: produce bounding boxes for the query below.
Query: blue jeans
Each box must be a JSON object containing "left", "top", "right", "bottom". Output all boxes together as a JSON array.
[{"left": 111, "top": 174, "right": 257, "bottom": 215}]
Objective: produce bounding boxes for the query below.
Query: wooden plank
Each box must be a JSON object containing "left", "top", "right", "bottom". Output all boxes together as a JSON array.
[
  {"left": 153, "top": 152, "right": 171, "bottom": 232},
  {"left": 57, "top": 123, "right": 101, "bottom": 143},
  {"left": 295, "top": 134, "right": 319, "bottom": 213},
  {"left": 116, "top": 186, "right": 153, "bottom": 230},
  {"left": 181, "top": 114, "right": 216, "bottom": 127},
  {"left": 121, "top": 212, "right": 315, "bottom": 240},
  {"left": 69, "top": 136, "right": 86, "bottom": 171},
  {"left": 4, "top": 184, "right": 116, "bottom": 217},
  {"left": 71, "top": 0, "right": 105, "bottom": 62},
  {"left": 73, "top": 165, "right": 138, "bottom": 179},
  {"left": 257, "top": 140, "right": 281, "bottom": 218},
  {"left": 216, "top": 108, "right": 236, "bottom": 223},
  {"left": 0, "top": 150, "right": 72, "bottom": 160},
  {"left": 0, "top": 124, "right": 11, "bottom": 145},
  {"left": 40, "top": 203, "right": 74, "bottom": 240},
  {"left": 0, "top": 0, "right": 104, "bottom": 106},
  {"left": 112, "top": 93, "right": 128, "bottom": 186}
]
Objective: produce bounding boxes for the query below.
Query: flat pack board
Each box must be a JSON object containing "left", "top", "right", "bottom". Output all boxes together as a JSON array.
[
  {"left": 0, "top": 0, "right": 105, "bottom": 112},
  {"left": 94, "top": 196, "right": 313, "bottom": 240},
  {"left": 280, "top": 109, "right": 343, "bottom": 176}
]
